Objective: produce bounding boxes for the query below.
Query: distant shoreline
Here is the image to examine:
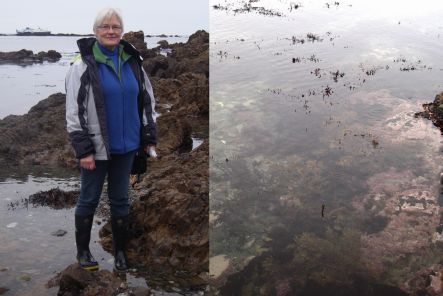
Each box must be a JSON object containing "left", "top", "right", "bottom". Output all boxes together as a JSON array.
[{"left": 0, "top": 33, "right": 187, "bottom": 38}]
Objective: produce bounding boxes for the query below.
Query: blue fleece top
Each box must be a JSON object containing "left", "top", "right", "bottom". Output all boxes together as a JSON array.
[{"left": 96, "top": 42, "right": 140, "bottom": 154}]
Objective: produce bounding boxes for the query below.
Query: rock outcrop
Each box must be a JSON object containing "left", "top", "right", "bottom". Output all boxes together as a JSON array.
[
  {"left": 46, "top": 264, "right": 127, "bottom": 296},
  {"left": 100, "top": 140, "right": 209, "bottom": 274},
  {"left": 0, "top": 92, "right": 75, "bottom": 167},
  {"left": 142, "top": 30, "right": 209, "bottom": 79},
  {"left": 0, "top": 49, "right": 61, "bottom": 64},
  {"left": 122, "top": 31, "right": 157, "bottom": 59},
  {"left": 415, "top": 91, "right": 443, "bottom": 133}
]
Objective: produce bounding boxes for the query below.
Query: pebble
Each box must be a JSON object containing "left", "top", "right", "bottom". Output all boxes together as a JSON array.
[
  {"left": 51, "top": 229, "right": 67, "bottom": 237},
  {"left": 6, "top": 222, "right": 18, "bottom": 228}
]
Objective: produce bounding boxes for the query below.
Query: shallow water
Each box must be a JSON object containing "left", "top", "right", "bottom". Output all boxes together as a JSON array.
[
  {"left": 0, "top": 167, "right": 203, "bottom": 295},
  {"left": 210, "top": 0, "right": 443, "bottom": 293}
]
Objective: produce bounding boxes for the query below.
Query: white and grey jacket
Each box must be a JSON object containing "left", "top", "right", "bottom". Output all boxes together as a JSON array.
[{"left": 65, "top": 38, "right": 157, "bottom": 160}]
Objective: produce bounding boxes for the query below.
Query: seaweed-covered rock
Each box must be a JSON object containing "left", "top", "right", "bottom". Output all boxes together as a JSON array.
[{"left": 415, "top": 91, "right": 443, "bottom": 133}]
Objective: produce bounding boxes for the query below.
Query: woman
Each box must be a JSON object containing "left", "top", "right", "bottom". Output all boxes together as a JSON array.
[{"left": 65, "top": 7, "right": 157, "bottom": 271}]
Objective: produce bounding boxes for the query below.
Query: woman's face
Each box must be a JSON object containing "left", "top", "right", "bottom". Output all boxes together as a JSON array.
[{"left": 95, "top": 14, "right": 123, "bottom": 50}]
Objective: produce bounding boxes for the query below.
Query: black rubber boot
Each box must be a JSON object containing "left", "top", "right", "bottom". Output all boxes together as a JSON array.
[
  {"left": 75, "top": 215, "right": 99, "bottom": 271},
  {"left": 111, "top": 215, "right": 129, "bottom": 271}
]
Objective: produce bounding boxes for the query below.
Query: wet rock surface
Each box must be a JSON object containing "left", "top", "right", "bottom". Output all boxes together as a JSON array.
[
  {"left": 415, "top": 92, "right": 443, "bottom": 133},
  {"left": 100, "top": 140, "right": 209, "bottom": 275},
  {"left": 0, "top": 92, "right": 75, "bottom": 168},
  {"left": 0, "top": 49, "right": 61, "bottom": 64},
  {"left": 143, "top": 30, "right": 208, "bottom": 79},
  {"left": 122, "top": 31, "right": 157, "bottom": 59},
  {"left": 46, "top": 263, "right": 126, "bottom": 296}
]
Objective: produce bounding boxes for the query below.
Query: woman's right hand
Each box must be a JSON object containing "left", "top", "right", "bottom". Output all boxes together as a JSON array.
[{"left": 80, "top": 154, "right": 96, "bottom": 170}]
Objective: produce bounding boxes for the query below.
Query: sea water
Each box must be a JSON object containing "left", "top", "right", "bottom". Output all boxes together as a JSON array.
[{"left": 210, "top": 0, "right": 443, "bottom": 293}]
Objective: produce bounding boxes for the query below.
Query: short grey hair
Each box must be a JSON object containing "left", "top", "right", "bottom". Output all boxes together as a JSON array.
[{"left": 93, "top": 7, "right": 124, "bottom": 32}]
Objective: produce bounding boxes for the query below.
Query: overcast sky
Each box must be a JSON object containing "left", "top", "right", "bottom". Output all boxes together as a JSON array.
[{"left": 0, "top": 0, "right": 208, "bottom": 35}]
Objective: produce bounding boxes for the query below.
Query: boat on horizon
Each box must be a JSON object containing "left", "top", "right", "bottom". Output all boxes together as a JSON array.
[{"left": 16, "top": 27, "right": 51, "bottom": 36}]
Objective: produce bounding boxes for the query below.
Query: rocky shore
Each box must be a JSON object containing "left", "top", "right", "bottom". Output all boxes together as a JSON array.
[
  {"left": 0, "top": 49, "right": 61, "bottom": 64},
  {"left": 415, "top": 92, "right": 443, "bottom": 133},
  {"left": 0, "top": 30, "right": 208, "bottom": 294}
]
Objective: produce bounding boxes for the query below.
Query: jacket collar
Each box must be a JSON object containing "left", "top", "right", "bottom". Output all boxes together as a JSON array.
[{"left": 77, "top": 37, "right": 143, "bottom": 63}]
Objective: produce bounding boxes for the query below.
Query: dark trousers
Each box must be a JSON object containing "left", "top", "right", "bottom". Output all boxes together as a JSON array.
[{"left": 75, "top": 150, "right": 136, "bottom": 217}]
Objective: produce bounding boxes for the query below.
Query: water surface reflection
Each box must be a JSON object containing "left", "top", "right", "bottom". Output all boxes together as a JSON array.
[{"left": 210, "top": 0, "right": 443, "bottom": 293}]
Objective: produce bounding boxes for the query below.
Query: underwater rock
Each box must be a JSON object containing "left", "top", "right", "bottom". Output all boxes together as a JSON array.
[
  {"left": 210, "top": 254, "right": 230, "bottom": 279},
  {"left": 402, "top": 264, "right": 443, "bottom": 295},
  {"left": 19, "top": 274, "right": 31, "bottom": 281},
  {"left": 297, "top": 279, "right": 409, "bottom": 296},
  {"left": 354, "top": 168, "right": 439, "bottom": 272},
  {"left": 278, "top": 194, "right": 301, "bottom": 208}
]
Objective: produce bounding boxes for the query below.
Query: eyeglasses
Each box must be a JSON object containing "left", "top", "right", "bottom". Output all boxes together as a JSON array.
[{"left": 96, "top": 25, "right": 122, "bottom": 32}]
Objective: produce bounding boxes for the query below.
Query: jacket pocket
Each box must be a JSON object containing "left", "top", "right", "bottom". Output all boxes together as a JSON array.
[{"left": 88, "top": 124, "right": 106, "bottom": 159}]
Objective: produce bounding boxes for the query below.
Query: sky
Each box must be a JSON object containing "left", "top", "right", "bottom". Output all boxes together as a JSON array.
[{"left": 0, "top": 0, "right": 208, "bottom": 35}]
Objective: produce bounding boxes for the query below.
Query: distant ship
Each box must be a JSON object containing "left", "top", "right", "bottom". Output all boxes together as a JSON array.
[{"left": 16, "top": 27, "right": 51, "bottom": 36}]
